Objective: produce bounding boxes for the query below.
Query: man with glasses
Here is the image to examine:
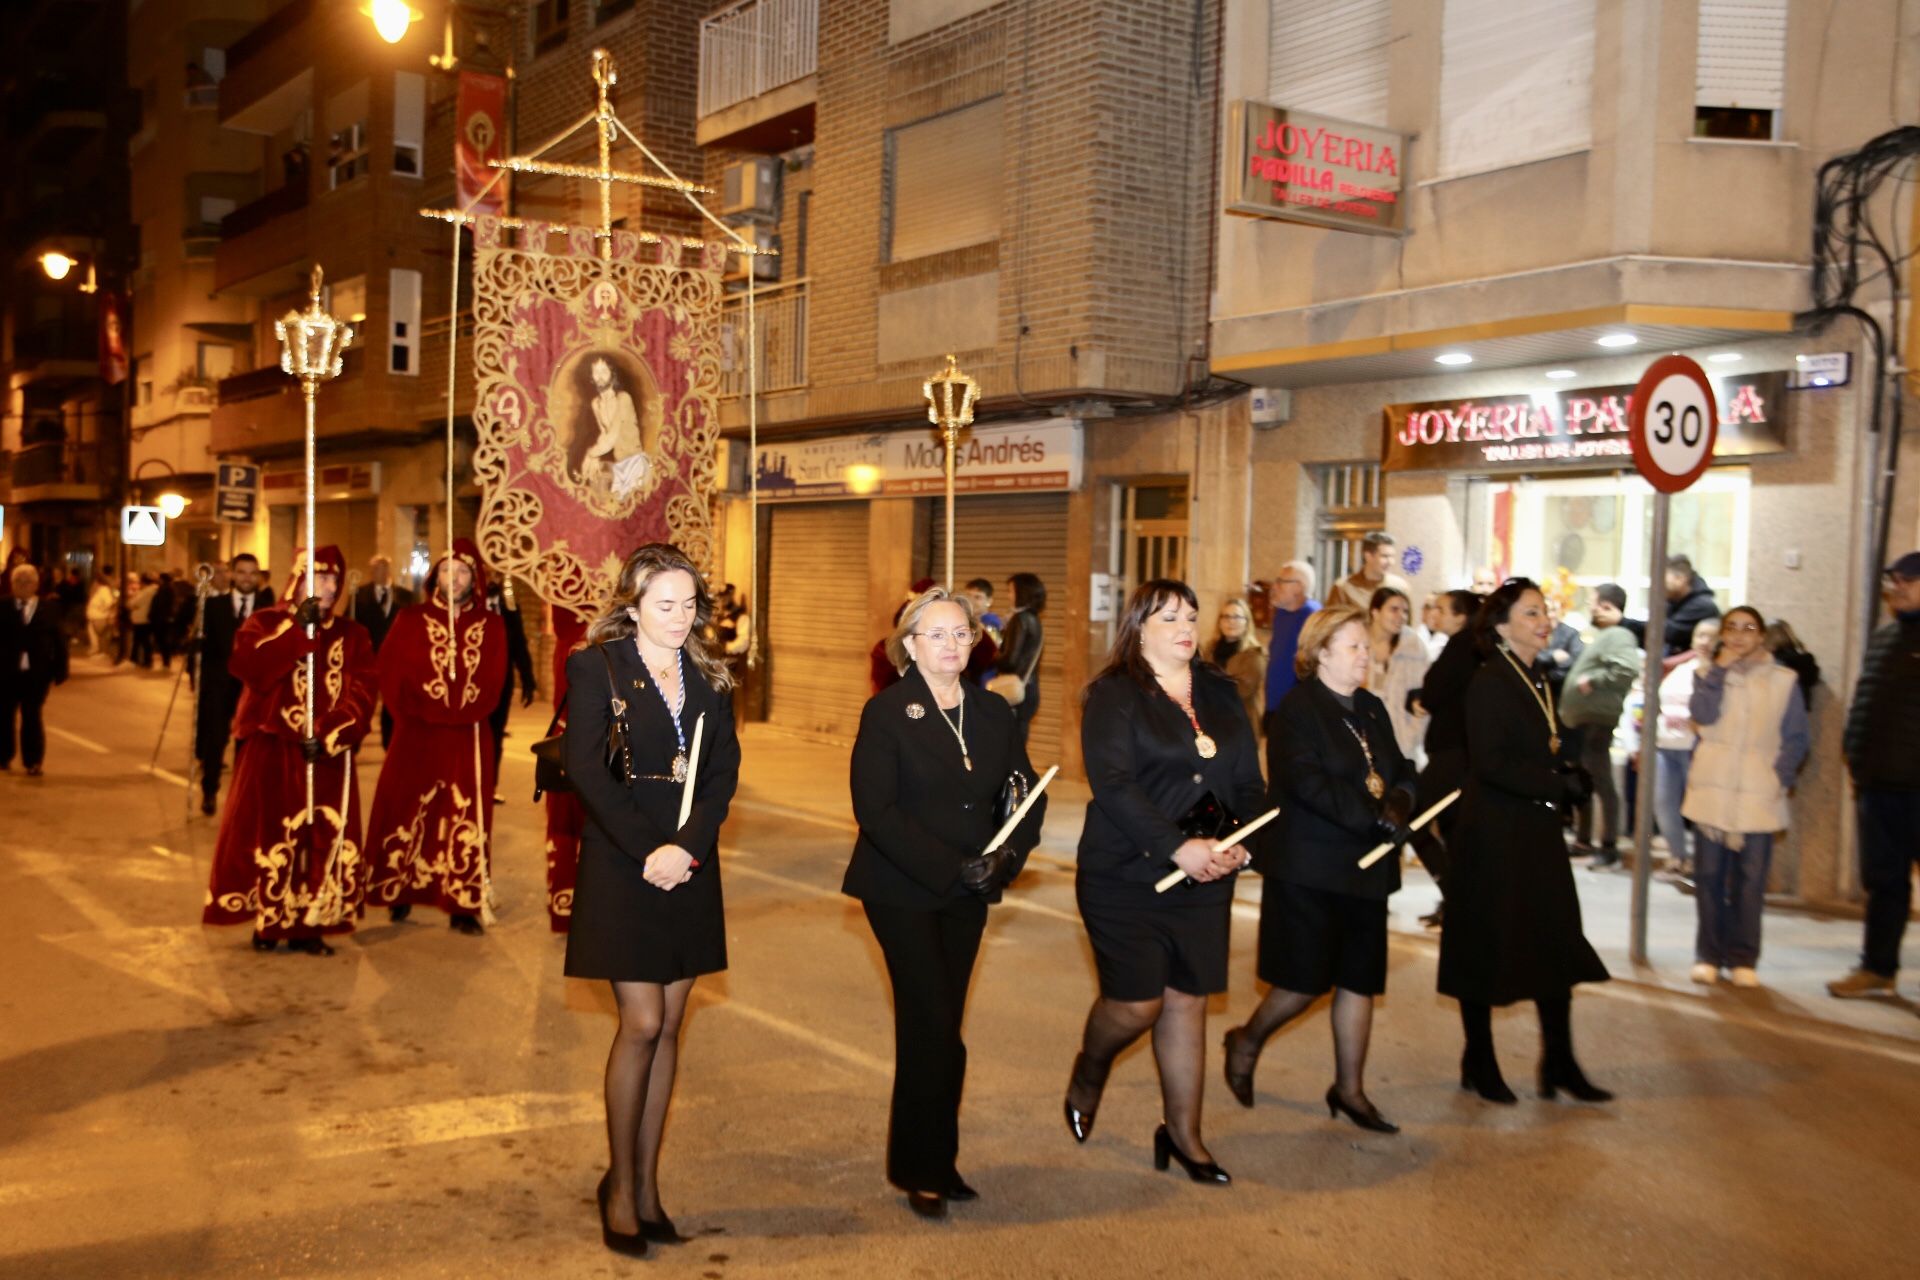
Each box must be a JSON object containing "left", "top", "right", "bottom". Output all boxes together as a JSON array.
[
  {"left": 1830, "top": 552, "right": 1920, "bottom": 998},
  {"left": 1261, "top": 561, "right": 1321, "bottom": 732}
]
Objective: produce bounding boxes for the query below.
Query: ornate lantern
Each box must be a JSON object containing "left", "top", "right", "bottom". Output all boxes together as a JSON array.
[
  {"left": 276, "top": 265, "right": 354, "bottom": 384},
  {"left": 923, "top": 354, "right": 981, "bottom": 590}
]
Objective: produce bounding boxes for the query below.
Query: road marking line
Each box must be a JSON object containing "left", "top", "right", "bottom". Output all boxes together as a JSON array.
[
  {"left": 45, "top": 725, "right": 110, "bottom": 754},
  {"left": 145, "top": 764, "right": 190, "bottom": 788},
  {"left": 702, "top": 997, "right": 890, "bottom": 1076},
  {"left": 1002, "top": 897, "right": 1081, "bottom": 925},
  {"left": 725, "top": 859, "right": 843, "bottom": 901},
  {"left": 149, "top": 844, "right": 188, "bottom": 861},
  {"left": 730, "top": 797, "right": 855, "bottom": 832},
  {"left": 296, "top": 1091, "right": 601, "bottom": 1160}
]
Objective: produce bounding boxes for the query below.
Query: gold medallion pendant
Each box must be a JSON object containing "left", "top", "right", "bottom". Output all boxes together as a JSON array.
[
  {"left": 671, "top": 752, "right": 689, "bottom": 783},
  {"left": 1549, "top": 734, "right": 1561, "bottom": 755},
  {"left": 1365, "top": 771, "right": 1386, "bottom": 800},
  {"left": 1194, "top": 733, "right": 1218, "bottom": 760},
  {"left": 962, "top": 755, "right": 973, "bottom": 772}
]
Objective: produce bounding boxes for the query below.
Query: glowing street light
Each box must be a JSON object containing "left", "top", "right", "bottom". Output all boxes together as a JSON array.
[
  {"left": 364, "top": 0, "right": 422, "bottom": 44},
  {"left": 39, "top": 251, "right": 75, "bottom": 281},
  {"left": 157, "top": 492, "right": 190, "bottom": 520}
]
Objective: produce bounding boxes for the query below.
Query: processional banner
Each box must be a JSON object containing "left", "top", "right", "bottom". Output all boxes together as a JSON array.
[{"left": 469, "top": 217, "right": 728, "bottom": 616}]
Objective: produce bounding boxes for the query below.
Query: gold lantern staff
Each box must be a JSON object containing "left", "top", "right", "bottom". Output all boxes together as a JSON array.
[
  {"left": 923, "top": 355, "right": 980, "bottom": 591},
  {"left": 274, "top": 265, "right": 353, "bottom": 849}
]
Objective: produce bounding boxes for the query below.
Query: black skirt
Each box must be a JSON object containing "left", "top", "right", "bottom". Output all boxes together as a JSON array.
[
  {"left": 564, "top": 834, "right": 728, "bottom": 983},
  {"left": 1257, "top": 878, "right": 1388, "bottom": 997},
  {"left": 1076, "top": 882, "right": 1231, "bottom": 1000}
]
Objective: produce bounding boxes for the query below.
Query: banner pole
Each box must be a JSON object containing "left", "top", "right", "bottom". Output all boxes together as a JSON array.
[{"left": 1630, "top": 491, "right": 1670, "bottom": 966}]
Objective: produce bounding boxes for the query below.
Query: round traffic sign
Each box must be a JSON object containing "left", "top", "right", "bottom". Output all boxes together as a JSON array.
[{"left": 1627, "top": 355, "right": 1718, "bottom": 494}]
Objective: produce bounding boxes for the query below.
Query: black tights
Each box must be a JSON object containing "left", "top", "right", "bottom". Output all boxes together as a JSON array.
[
  {"left": 1234, "top": 986, "right": 1378, "bottom": 1105},
  {"left": 1071, "top": 989, "right": 1214, "bottom": 1162},
  {"left": 1459, "top": 993, "right": 1578, "bottom": 1070},
  {"left": 604, "top": 977, "right": 695, "bottom": 1233}
]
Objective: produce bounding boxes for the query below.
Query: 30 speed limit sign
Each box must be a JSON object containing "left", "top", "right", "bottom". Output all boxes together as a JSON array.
[{"left": 1627, "top": 354, "right": 1718, "bottom": 493}]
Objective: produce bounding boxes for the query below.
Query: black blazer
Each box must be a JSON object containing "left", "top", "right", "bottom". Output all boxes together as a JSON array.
[
  {"left": 563, "top": 640, "right": 740, "bottom": 867},
  {"left": 1261, "top": 679, "right": 1416, "bottom": 899},
  {"left": 1420, "top": 628, "right": 1482, "bottom": 762},
  {"left": 489, "top": 586, "right": 537, "bottom": 697},
  {"left": 1076, "top": 665, "right": 1270, "bottom": 906},
  {"left": 196, "top": 591, "right": 269, "bottom": 689},
  {"left": 351, "top": 582, "right": 414, "bottom": 651},
  {"left": 0, "top": 595, "right": 68, "bottom": 688},
  {"left": 843, "top": 666, "right": 1047, "bottom": 910}
]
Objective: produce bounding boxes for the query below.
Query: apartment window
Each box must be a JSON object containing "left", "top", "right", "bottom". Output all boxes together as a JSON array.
[
  {"left": 595, "top": 0, "right": 634, "bottom": 25},
  {"left": 394, "top": 72, "right": 424, "bottom": 175},
  {"left": 196, "top": 196, "right": 237, "bottom": 234},
  {"left": 325, "top": 81, "right": 371, "bottom": 189},
  {"left": 533, "top": 0, "right": 570, "bottom": 52},
  {"left": 1267, "top": 0, "right": 1392, "bottom": 126},
  {"left": 389, "top": 268, "right": 422, "bottom": 375},
  {"left": 327, "top": 274, "right": 369, "bottom": 324},
  {"left": 1438, "top": 0, "right": 1594, "bottom": 179},
  {"left": 885, "top": 99, "right": 1003, "bottom": 263},
  {"left": 185, "top": 48, "right": 225, "bottom": 107},
  {"left": 1695, "top": 0, "right": 1787, "bottom": 140},
  {"left": 197, "top": 342, "right": 236, "bottom": 380}
]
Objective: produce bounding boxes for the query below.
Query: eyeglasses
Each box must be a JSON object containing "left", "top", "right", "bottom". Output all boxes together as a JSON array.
[{"left": 913, "top": 627, "right": 974, "bottom": 646}]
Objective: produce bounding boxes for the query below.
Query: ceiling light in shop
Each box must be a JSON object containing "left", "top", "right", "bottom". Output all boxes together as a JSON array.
[
  {"left": 1545, "top": 369, "right": 1577, "bottom": 379},
  {"left": 1595, "top": 333, "right": 1638, "bottom": 348},
  {"left": 1434, "top": 352, "right": 1473, "bottom": 366},
  {"left": 1707, "top": 352, "right": 1743, "bottom": 363}
]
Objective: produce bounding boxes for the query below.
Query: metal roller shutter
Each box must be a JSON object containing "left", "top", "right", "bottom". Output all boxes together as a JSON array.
[
  {"left": 767, "top": 503, "right": 871, "bottom": 738},
  {"left": 927, "top": 493, "right": 1070, "bottom": 769},
  {"left": 1267, "top": 0, "right": 1392, "bottom": 126},
  {"left": 1438, "top": 0, "right": 1594, "bottom": 178},
  {"left": 1696, "top": 0, "right": 1788, "bottom": 110}
]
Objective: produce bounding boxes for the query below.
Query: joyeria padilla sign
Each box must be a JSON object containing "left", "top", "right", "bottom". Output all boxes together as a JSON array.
[
  {"left": 1381, "top": 372, "right": 1790, "bottom": 473},
  {"left": 1225, "top": 102, "right": 1407, "bottom": 236}
]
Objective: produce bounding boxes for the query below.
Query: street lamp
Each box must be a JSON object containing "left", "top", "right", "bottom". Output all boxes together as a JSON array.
[
  {"left": 157, "top": 492, "right": 190, "bottom": 520},
  {"left": 364, "top": 0, "right": 422, "bottom": 44},
  {"left": 38, "top": 251, "right": 74, "bottom": 281},
  {"left": 923, "top": 353, "right": 980, "bottom": 591}
]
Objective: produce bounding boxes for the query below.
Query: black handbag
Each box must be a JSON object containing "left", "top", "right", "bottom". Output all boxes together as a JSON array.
[
  {"left": 1162, "top": 790, "right": 1239, "bottom": 889},
  {"left": 995, "top": 767, "right": 1034, "bottom": 829},
  {"left": 529, "top": 645, "right": 629, "bottom": 799}
]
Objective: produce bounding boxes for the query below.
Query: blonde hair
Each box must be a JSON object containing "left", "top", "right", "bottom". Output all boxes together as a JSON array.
[
  {"left": 583, "top": 543, "right": 732, "bottom": 691},
  {"left": 1294, "top": 604, "right": 1369, "bottom": 680},
  {"left": 885, "top": 588, "right": 978, "bottom": 673}
]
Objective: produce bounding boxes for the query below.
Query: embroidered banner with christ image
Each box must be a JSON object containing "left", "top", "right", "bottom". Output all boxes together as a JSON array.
[{"left": 470, "top": 217, "right": 728, "bottom": 614}]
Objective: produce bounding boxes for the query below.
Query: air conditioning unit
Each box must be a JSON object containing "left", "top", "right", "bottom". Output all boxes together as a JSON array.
[
  {"left": 721, "top": 157, "right": 780, "bottom": 220},
  {"left": 722, "top": 226, "right": 781, "bottom": 283},
  {"left": 1250, "top": 387, "right": 1292, "bottom": 428}
]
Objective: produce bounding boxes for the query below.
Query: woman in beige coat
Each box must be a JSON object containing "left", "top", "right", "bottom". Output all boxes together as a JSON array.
[{"left": 1208, "top": 597, "right": 1268, "bottom": 737}]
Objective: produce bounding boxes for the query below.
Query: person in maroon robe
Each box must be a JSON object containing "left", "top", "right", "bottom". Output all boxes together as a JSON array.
[
  {"left": 542, "top": 606, "right": 591, "bottom": 933},
  {"left": 363, "top": 539, "right": 508, "bottom": 934},
  {"left": 203, "top": 546, "right": 378, "bottom": 955}
]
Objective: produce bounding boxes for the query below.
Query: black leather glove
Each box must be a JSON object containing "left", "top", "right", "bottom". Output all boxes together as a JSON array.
[
  {"left": 294, "top": 596, "right": 324, "bottom": 629},
  {"left": 959, "top": 849, "right": 1008, "bottom": 895},
  {"left": 1381, "top": 788, "right": 1414, "bottom": 829},
  {"left": 520, "top": 683, "right": 537, "bottom": 708},
  {"left": 1369, "top": 818, "right": 1416, "bottom": 850},
  {"left": 300, "top": 736, "right": 324, "bottom": 763},
  {"left": 1557, "top": 763, "right": 1595, "bottom": 808}
]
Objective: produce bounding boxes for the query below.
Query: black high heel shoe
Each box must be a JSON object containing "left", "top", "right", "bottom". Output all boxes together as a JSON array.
[
  {"left": 1151, "top": 1124, "right": 1230, "bottom": 1185},
  {"left": 639, "top": 1213, "right": 686, "bottom": 1244},
  {"left": 597, "top": 1172, "right": 648, "bottom": 1257},
  {"left": 1459, "top": 1050, "right": 1518, "bottom": 1105},
  {"left": 250, "top": 932, "right": 276, "bottom": 952},
  {"left": 945, "top": 1177, "right": 979, "bottom": 1202},
  {"left": 1064, "top": 1052, "right": 1108, "bottom": 1143},
  {"left": 1221, "top": 1027, "right": 1257, "bottom": 1109},
  {"left": 1539, "top": 1061, "right": 1614, "bottom": 1103},
  {"left": 1326, "top": 1085, "right": 1399, "bottom": 1134},
  {"left": 906, "top": 1190, "right": 947, "bottom": 1219}
]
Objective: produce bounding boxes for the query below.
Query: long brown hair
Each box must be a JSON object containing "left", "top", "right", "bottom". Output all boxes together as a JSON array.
[
  {"left": 583, "top": 543, "right": 733, "bottom": 691},
  {"left": 1091, "top": 578, "right": 1204, "bottom": 693}
]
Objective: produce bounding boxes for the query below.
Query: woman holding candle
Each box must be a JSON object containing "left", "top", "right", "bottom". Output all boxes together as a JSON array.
[
  {"left": 564, "top": 543, "right": 741, "bottom": 1255},
  {"left": 1065, "top": 579, "right": 1270, "bottom": 1185},
  {"left": 844, "top": 586, "right": 1048, "bottom": 1219}
]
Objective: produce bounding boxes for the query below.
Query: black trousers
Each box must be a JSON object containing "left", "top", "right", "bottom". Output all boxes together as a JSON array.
[
  {"left": 489, "top": 681, "right": 512, "bottom": 780},
  {"left": 862, "top": 894, "right": 987, "bottom": 1193},
  {"left": 1857, "top": 788, "right": 1920, "bottom": 977},
  {"left": 0, "top": 676, "right": 51, "bottom": 769},
  {"left": 1568, "top": 721, "right": 1622, "bottom": 848},
  {"left": 193, "top": 677, "right": 238, "bottom": 803}
]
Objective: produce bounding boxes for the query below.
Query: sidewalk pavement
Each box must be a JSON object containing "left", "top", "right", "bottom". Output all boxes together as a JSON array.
[{"left": 728, "top": 722, "right": 1920, "bottom": 1045}]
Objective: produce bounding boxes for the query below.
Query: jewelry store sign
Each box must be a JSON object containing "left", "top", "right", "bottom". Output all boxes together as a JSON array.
[
  {"left": 754, "top": 419, "right": 1083, "bottom": 503},
  {"left": 1382, "top": 372, "right": 1790, "bottom": 473},
  {"left": 1225, "top": 102, "right": 1407, "bottom": 236}
]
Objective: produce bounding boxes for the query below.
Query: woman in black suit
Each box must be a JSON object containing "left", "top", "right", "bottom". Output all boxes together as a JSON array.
[
  {"left": 1221, "top": 605, "right": 1416, "bottom": 1133},
  {"left": 1066, "top": 579, "right": 1269, "bottom": 1185},
  {"left": 998, "top": 572, "right": 1046, "bottom": 748},
  {"left": 844, "top": 587, "right": 1047, "bottom": 1220},
  {"left": 564, "top": 543, "right": 741, "bottom": 1256},
  {"left": 1439, "top": 577, "right": 1611, "bottom": 1105}
]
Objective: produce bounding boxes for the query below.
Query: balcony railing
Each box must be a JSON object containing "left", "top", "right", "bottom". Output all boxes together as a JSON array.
[
  {"left": 718, "top": 279, "right": 807, "bottom": 397},
  {"left": 217, "top": 364, "right": 293, "bottom": 405},
  {"left": 9, "top": 439, "right": 111, "bottom": 492},
  {"left": 221, "top": 179, "right": 309, "bottom": 240},
  {"left": 699, "top": 0, "right": 818, "bottom": 118}
]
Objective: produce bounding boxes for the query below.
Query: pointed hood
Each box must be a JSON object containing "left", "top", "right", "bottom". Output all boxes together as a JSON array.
[
  {"left": 430, "top": 537, "right": 489, "bottom": 608},
  {"left": 286, "top": 545, "right": 347, "bottom": 615}
]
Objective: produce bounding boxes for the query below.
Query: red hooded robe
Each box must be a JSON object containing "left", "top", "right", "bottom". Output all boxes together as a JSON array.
[
  {"left": 363, "top": 539, "right": 508, "bottom": 920},
  {"left": 203, "top": 546, "right": 378, "bottom": 939}
]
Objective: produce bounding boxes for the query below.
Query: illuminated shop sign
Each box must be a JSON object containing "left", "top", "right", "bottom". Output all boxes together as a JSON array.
[
  {"left": 754, "top": 419, "right": 1084, "bottom": 503},
  {"left": 1381, "top": 372, "right": 1789, "bottom": 473},
  {"left": 1225, "top": 101, "right": 1407, "bottom": 236}
]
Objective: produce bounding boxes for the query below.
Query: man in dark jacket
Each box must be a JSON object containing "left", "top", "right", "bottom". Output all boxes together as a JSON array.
[
  {"left": 191, "top": 553, "right": 272, "bottom": 814},
  {"left": 1830, "top": 552, "right": 1920, "bottom": 998},
  {"left": 1410, "top": 588, "right": 1482, "bottom": 926},
  {"left": 349, "top": 554, "right": 413, "bottom": 747},
  {"left": 0, "top": 564, "right": 70, "bottom": 776},
  {"left": 1625, "top": 555, "right": 1721, "bottom": 657}
]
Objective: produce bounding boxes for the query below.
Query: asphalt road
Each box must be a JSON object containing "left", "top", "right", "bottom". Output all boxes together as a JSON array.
[{"left": 2, "top": 660, "right": 1915, "bottom": 1278}]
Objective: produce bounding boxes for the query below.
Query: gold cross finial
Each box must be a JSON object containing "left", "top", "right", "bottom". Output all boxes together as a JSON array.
[
  {"left": 308, "top": 263, "right": 325, "bottom": 305},
  {"left": 591, "top": 48, "right": 617, "bottom": 96}
]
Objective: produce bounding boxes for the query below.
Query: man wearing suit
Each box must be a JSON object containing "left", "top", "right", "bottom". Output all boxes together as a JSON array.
[
  {"left": 485, "top": 572, "right": 538, "bottom": 797},
  {"left": 1, "top": 564, "right": 70, "bottom": 777},
  {"left": 193, "top": 553, "right": 274, "bottom": 814},
  {"left": 350, "top": 554, "right": 413, "bottom": 747}
]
